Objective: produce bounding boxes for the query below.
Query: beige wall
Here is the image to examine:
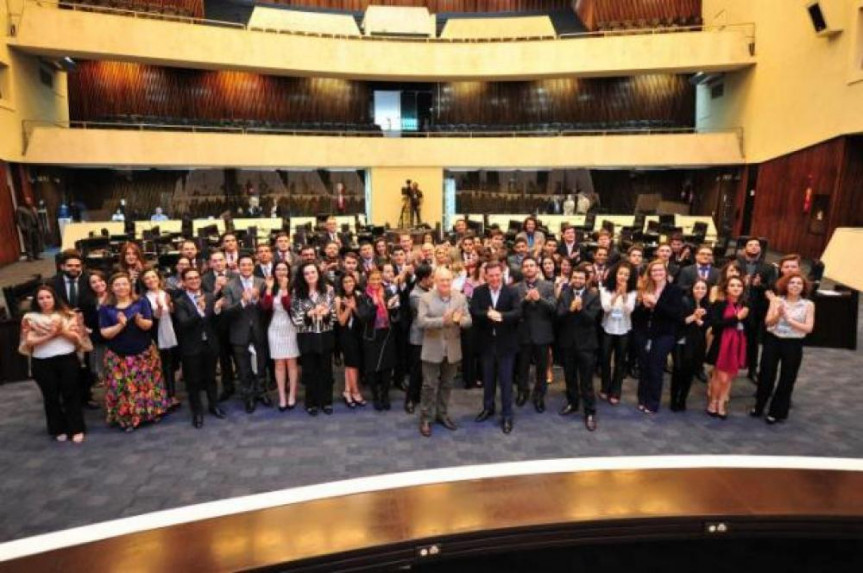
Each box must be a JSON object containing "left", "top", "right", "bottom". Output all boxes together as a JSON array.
[
  {"left": 698, "top": 0, "right": 863, "bottom": 162},
  {"left": 12, "top": 4, "right": 754, "bottom": 81},
  {"left": 0, "top": 2, "right": 68, "bottom": 161},
  {"left": 248, "top": 7, "right": 360, "bottom": 36},
  {"left": 370, "top": 167, "right": 443, "bottom": 227},
  {"left": 21, "top": 128, "right": 745, "bottom": 168},
  {"left": 441, "top": 16, "right": 556, "bottom": 39}
]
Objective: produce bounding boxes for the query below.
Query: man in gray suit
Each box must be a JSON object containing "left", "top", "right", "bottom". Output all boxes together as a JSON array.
[
  {"left": 514, "top": 256, "right": 557, "bottom": 412},
  {"left": 222, "top": 254, "right": 271, "bottom": 413},
  {"left": 416, "top": 267, "right": 472, "bottom": 437}
]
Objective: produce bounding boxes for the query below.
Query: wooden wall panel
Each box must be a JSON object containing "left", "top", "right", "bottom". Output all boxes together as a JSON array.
[
  {"left": 68, "top": 61, "right": 371, "bottom": 125},
  {"left": 78, "top": 0, "right": 204, "bottom": 18},
  {"left": 749, "top": 137, "right": 845, "bottom": 258},
  {"left": 0, "top": 163, "right": 22, "bottom": 267},
  {"left": 435, "top": 75, "right": 695, "bottom": 127},
  {"left": 263, "top": 1, "right": 573, "bottom": 13},
  {"left": 579, "top": 0, "right": 702, "bottom": 30}
]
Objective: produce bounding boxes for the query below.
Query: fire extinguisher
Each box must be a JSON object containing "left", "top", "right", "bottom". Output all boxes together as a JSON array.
[{"left": 803, "top": 175, "right": 813, "bottom": 214}]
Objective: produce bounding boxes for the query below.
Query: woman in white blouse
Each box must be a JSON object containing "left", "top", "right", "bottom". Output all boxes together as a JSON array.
[
  {"left": 752, "top": 272, "right": 815, "bottom": 424},
  {"left": 142, "top": 269, "right": 180, "bottom": 409},
  {"left": 598, "top": 262, "right": 638, "bottom": 405},
  {"left": 20, "top": 285, "right": 86, "bottom": 443}
]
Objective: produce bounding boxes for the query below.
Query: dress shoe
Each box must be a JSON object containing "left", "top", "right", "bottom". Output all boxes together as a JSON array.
[
  {"left": 502, "top": 418, "right": 513, "bottom": 434},
  {"left": 534, "top": 397, "right": 545, "bottom": 414},
  {"left": 192, "top": 414, "right": 204, "bottom": 429},
  {"left": 475, "top": 409, "right": 494, "bottom": 423},
  {"left": 765, "top": 415, "right": 778, "bottom": 425},
  {"left": 559, "top": 403, "right": 576, "bottom": 416},
  {"left": 278, "top": 404, "right": 289, "bottom": 412},
  {"left": 749, "top": 407, "right": 762, "bottom": 418},
  {"left": 218, "top": 389, "right": 234, "bottom": 402},
  {"left": 306, "top": 406, "right": 319, "bottom": 417},
  {"left": 404, "top": 400, "right": 416, "bottom": 414},
  {"left": 322, "top": 405, "right": 334, "bottom": 415},
  {"left": 208, "top": 406, "right": 226, "bottom": 419},
  {"left": 436, "top": 416, "right": 458, "bottom": 431},
  {"left": 419, "top": 420, "right": 432, "bottom": 437},
  {"left": 584, "top": 414, "right": 597, "bottom": 432},
  {"left": 244, "top": 398, "right": 256, "bottom": 414},
  {"left": 258, "top": 394, "right": 273, "bottom": 407},
  {"left": 516, "top": 391, "right": 528, "bottom": 407}
]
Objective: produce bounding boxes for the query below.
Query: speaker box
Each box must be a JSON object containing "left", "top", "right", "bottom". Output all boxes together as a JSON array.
[{"left": 805, "top": 0, "right": 845, "bottom": 37}]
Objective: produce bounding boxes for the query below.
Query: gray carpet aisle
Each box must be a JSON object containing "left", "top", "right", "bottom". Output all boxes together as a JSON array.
[{"left": 1, "top": 331, "right": 861, "bottom": 541}]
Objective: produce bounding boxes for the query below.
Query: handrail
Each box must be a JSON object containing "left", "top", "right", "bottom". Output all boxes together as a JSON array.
[
  {"left": 22, "top": 119, "right": 744, "bottom": 143},
  {"left": 19, "top": 1, "right": 756, "bottom": 45}
]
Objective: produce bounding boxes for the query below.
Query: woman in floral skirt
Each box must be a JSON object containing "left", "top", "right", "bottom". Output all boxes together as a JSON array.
[{"left": 99, "top": 272, "right": 170, "bottom": 431}]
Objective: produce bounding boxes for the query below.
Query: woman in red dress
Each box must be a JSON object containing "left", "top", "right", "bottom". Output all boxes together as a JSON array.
[{"left": 705, "top": 276, "right": 748, "bottom": 419}]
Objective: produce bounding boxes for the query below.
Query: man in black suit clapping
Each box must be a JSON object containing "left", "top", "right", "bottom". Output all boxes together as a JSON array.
[
  {"left": 557, "top": 265, "right": 601, "bottom": 431},
  {"left": 173, "top": 268, "right": 227, "bottom": 428},
  {"left": 471, "top": 262, "right": 522, "bottom": 434},
  {"left": 514, "top": 257, "right": 557, "bottom": 412}
]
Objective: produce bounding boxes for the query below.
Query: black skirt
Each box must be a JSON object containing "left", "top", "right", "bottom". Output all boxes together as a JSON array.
[{"left": 338, "top": 321, "right": 364, "bottom": 369}]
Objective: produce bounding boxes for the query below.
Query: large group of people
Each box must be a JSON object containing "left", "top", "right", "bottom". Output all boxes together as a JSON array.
[{"left": 17, "top": 215, "right": 816, "bottom": 442}]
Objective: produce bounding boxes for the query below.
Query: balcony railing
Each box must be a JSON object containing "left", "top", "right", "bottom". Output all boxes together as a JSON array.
[{"left": 16, "top": 1, "right": 756, "bottom": 46}]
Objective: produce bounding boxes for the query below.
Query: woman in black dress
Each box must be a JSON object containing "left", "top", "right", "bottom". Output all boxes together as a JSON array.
[
  {"left": 670, "top": 278, "right": 710, "bottom": 411},
  {"left": 356, "top": 269, "right": 401, "bottom": 411},
  {"left": 335, "top": 273, "right": 365, "bottom": 408}
]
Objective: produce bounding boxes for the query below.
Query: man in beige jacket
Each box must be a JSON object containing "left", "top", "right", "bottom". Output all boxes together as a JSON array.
[{"left": 416, "top": 268, "right": 472, "bottom": 437}]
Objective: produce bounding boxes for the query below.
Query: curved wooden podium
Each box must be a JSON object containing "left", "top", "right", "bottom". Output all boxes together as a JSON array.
[{"left": 1, "top": 458, "right": 862, "bottom": 572}]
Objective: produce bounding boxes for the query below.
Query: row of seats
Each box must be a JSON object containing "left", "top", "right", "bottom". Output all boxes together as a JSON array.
[
  {"left": 78, "top": 115, "right": 384, "bottom": 134},
  {"left": 596, "top": 15, "right": 703, "bottom": 32},
  {"left": 427, "top": 120, "right": 690, "bottom": 133},
  {"left": 71, "top": 0, "right": 204, "bottom": 18}
]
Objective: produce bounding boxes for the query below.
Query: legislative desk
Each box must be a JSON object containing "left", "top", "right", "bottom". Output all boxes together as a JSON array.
[
  {"left": 461, "top": 214, "right": 718, "bottom": 244},
  {"left": 0, "top": 459, "right": 860, "bottom": 571},
  {"left": 62, "top": 216, "right": 363, "bottom": 251}
]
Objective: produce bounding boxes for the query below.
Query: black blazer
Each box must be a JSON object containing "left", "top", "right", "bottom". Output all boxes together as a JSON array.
[
  {"left": 705, "top": 298, "right": 748, "bottom": 365},
  {"left": 469, "top": 284, "right": 522, "bottom": 355},
  {"left": 677, "top": 265, "right": 721, "bottom": 292},
  {"left": 173, "top": 291, "right": 219, "bottom": 357},
  {"left": 49, "top": 273, "right": 95, "bottom": 311},
  {"left": 633, "top": 283, "right": 684, "bottom": 339},
  {"left": 514, "top": 279, "right": 557, "bottom": 346},
  {"left": 556, "top": 242, "right": 584, "bottom": 264},
  {"left": 678, "top": 295, "right": 710, "bottom": 363},
  {"left": 737, "top": 256, "right": 776, "bottom": 317},
  {"left": 201, "top": 270, "right": 237, "bottom": 296},
  {"left": 556, "top": 285, "right": 601, "bottom": 351}
]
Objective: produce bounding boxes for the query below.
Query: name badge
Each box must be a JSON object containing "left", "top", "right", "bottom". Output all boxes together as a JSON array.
[{"left": 611, "top": 308, "right": 624, "bottom": 320}]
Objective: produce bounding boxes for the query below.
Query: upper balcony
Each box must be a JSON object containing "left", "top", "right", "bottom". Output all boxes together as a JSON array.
[{"left": 7, "top": 1, "right": 756, "bottom": 81}]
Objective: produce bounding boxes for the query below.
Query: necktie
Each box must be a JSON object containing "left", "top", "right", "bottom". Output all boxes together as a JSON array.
[
  {"left": 700, "top": 267, "right": 709, "bottom": 279},
  {"left": 69, "top": 279, "right": 78, "bottom": 308}
]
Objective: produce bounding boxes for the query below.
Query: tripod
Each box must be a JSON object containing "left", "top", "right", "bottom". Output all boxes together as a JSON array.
[{"left": 398, "top": 197, "right": 411, "bottom": 228}]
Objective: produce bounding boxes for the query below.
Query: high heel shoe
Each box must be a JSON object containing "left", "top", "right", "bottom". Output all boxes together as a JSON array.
[
  {"left": 352, "top": 393, "right": 367, "bottom": 407},
  {"left": 342, "top": 393, "right": 356, "bottom": 409},
  {"left": 286, "top": 398, "right": 297, "bottom": 411},
  {"left": 278, "top": 403, "right": 289, "bottom": 412}
]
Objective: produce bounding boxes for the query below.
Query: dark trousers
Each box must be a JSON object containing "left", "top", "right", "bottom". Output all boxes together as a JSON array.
[
  {"left": 368, "top": 368, "right": 393, "bottom": 405},
  {"left": 636, "top": 334, "right": 676, "bottom": 412},
  {"left": 407, "top": 344, "right": 423, "bottom": 403},
  {"left": 745, "top": 315, "right": 766, "bottom": 376},
  {"left": 563, "top": 347, "right": 596, "bottom": 415},
  {"left": 460, "top": 327, "right": 479, "bottom": 387},
  {"left": 393, "top": 328, "right": 410, "bottom": 389},
  {"left": 670, "top": 343, "right": 695, "bottom": 410},
  {"left": 217, "top": 329, "right": 235, "bottom": 393},
  {"left": 182, "top": 349, "right": 218, "bottom": 416},
  {"left": 78, "top": 356, "right": 94, "bottom": 404},
  {"left": 21, "top": 227, "right": 42, "bottom": 259},
  {"left": 516, "top": 343, "right": 549, "bottom": 397},
  {"left": 482, "top": 351, "right": 516, "bottom": 419},
  {"left": 32, "top": 353, "right": 85, "bottom": 437},
  {"left": 755, "top": 333, "right": 804, "bottom": 420},
  {"left": 232, "top": 342, "right": 268, "bottom": 400},
  {"left": 600, "top": 332, "right": 629, "bottom": 398},
  {"left": 301, "top": 351, "right": 334, "bottom": 409},
  {"left": 159, "top": 347, "right": 176, "bottom": 398}
]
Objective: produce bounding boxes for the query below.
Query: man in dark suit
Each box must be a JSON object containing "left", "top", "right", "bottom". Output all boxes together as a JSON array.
[
  {"left": 273, "top": 232, "right": 295, "bottom": 266},
  {"left": 318, "top": 216, "right": 342, "bottom": 247},
  {"left": 557, "top": 225, "right": 584, "bottom": 264},
  {"left": 49, "top": 249, "right": 98, "bottom": 408},
  {"left": 506, "top": 238, "right": 529, "bottom": 275},
  {"left": 253, "top": 243, "right": 274, "bottom": 279},
  {"left": 16, "top": 197, "right": 43, "bottom": 261},
  {"left": 514, "top": 256, "right": 557, "bottom": 412},
  {"left": 557, "top": 265, "right": 601, "bottom": 431},
  {"left": 471, "top": 262, "right": 522, "bottom": 434},
  {"left": 222, "top": 254, "right": 271, "bottom": 413},
  {"left": 173, "top": 267, "right": 227, "bottom": 428},
  {"left": 677, "top": 245, "right": 720, "bottom": 292},
  {"left": 201, "top": 250, "right": 238, "bottom": 401},
  {"left": 737, "top": 237, "right": 777, "bottom": 381}
]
